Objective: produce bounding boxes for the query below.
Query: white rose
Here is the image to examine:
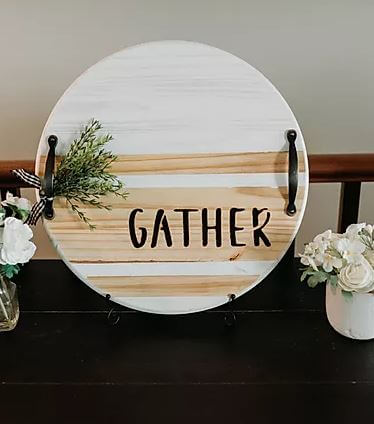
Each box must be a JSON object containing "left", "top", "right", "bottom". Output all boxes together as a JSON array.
[
  {"left": 0, "top": 217, "right": 36, "bottom": 265},
  {"left": 338, "top": 256, "right": 374, "bottom": 293}
]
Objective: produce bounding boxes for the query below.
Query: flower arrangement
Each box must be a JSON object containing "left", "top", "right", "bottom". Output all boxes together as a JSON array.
[
  {"left": 300, "top": 223, "right": 374, "bottom": 297},
  {"left": 0, "top": 192, "right": 36, "bottom": 279}
]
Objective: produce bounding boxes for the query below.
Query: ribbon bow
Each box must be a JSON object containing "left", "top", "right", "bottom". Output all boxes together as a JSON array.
[{"left": 12, "top": 169, "right": 50, "bottom": 225}]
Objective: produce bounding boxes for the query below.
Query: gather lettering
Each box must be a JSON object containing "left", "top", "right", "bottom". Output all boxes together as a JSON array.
[{"left": 128, "top": 207, "right": 272, "bottom": 248}]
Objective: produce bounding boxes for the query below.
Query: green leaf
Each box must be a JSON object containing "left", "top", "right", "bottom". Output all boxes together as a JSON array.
[
  {"left": 16, "top": 208, "right": 30, "bottom": 222},
  {"left": 327, "top": 274, "right": 338, "bottom": 287},
  {"left": 301, "top": 270, "right": 310, "bottom": 282},
  {"left": 0, "top": 264, "right": 21, "bottom": 279},
  {"left": 300, "top": 267, "right": 315, "bottom": 282},
  {"left": 341, "top": 290, "right": 353, "bottom": 302},
  {"left": 315, "top": 271, "right": 328, "bottom": 282},
  {"left": 307, "top": 275, "right": 319, "bottom": 288},
  {"left": 307, "top": 271, "right": 328, "bottom": 288}
]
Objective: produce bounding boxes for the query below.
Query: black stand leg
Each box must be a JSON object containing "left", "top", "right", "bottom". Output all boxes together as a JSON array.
[
  {"left": 224, "top": 294, "right": 237, "bottom": 327},
  {"left": 105, "top": 294, "right": 120, "bottom": 325}
]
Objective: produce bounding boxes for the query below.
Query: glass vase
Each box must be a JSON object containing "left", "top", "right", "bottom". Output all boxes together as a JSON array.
[{"left": 0, "top": 274, "right": 19, "bottom": 332}]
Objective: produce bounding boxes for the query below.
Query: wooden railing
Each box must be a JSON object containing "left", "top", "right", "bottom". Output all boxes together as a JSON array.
[
  {"left": 1, "top": 154, "right": 373, "bottom": 233},
  {"left": 308, "top": 154, "right": 374, "bottom": 233}
]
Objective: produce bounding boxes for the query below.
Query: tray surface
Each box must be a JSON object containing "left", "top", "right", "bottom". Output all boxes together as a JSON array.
[{"left": 35, "top": 40, "right": 308, "bottom": 314}]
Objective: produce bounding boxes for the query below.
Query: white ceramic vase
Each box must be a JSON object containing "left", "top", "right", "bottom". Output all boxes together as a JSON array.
[{"left": 326, "top": 283, "right": 374, "bottom": 340}]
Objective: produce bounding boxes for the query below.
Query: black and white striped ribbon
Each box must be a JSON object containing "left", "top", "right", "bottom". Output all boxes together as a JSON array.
[{"left": 12, "top": 169, "right": 48, "bottom": 225}]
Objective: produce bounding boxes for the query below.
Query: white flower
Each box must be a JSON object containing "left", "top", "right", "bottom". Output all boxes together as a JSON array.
[
  {"left": 1, "top": 192, "right": 31, "bottom": 211},
  {"left": 300, "top": 254, "right": 319, "bottom": 271},
  {"left": 303, "top": 242, "right": 317, "bottom": 256},
  {"left": 345, "top": 223, "right": 366, "bottom": 240},
  {"left": 300, "top": 241, "right": 325, "bottom": 271},
  {"left": 333, "top": 237, "right": 365, "bottom": 263},
  {"left": 338, "top": 256, "right": 374, "bottom": 293},
  {"left": 0, "top": 217, "right": 36, "bottom": 265},
  {"left": 314, "top": 229, "right": 333, "bottom": 242},
  {"left": 364, "top": 224, "right": 374, "bottom": 236},
  {"left": 313, "top": 230, "right": 332, "bottom": 253},
  {"left": 315, "top": 252, "right": 343, "bottom": 273}
]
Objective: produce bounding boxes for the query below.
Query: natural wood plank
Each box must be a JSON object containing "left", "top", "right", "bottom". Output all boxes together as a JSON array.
[
  {"left": 45, "top": 187, "right": 305, "bottom": 263},
  {"left": 90, "top": 275, "right": 257, "bottom": 296},
  {"left": 38, "top": 151, "right": 305, "bottom": 175},
  {"left": 2, "top": 154, "right": 374, "bottom": 188}
]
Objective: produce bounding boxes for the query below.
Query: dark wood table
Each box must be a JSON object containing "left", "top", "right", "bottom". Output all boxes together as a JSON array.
[{"left": 2, "top": 254, "right": 374, "bottom": 423}]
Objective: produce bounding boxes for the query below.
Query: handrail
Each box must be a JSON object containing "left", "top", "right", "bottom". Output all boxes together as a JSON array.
[
  {"left": 0, "top": 153, "right": 372, "bottom": 238},
  {"left": 0, "top": 160, "right": 35, "bottom": 188},
  {"left": 308, "top": 154, "right": 374, "bottom": 183},
  {"left": 1, "top": 154, "right": 374, "bottom": 187}
]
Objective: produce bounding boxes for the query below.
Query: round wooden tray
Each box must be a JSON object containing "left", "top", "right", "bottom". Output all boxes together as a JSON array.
[{"left": 36, "top": 41, "right": 308, "bottom": 314}]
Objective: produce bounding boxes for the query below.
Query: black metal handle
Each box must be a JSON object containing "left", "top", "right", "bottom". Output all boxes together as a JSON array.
[
  {"left": 286, "top": 129, "right": 298, "bottom": 216},
  {"left": 43, "top": 135, "right": 58, "bottom": 220}
]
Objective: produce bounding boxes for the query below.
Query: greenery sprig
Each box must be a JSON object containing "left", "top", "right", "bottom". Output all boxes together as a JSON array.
[
  {"left": 0, "top": 264, "right": 21, "bottom": 280},
  {"left": 53, "top": 119, "right": 128, "bottom": 230}
]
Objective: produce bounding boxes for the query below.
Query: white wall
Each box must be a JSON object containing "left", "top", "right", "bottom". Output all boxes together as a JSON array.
[{"left": 0, "top": 0, "right": 373, "bottom": 258}]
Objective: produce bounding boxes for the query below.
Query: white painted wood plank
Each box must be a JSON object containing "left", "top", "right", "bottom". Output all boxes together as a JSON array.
[
  {"left": 36, "top": 41, "right": 306, "bottom": 158},
  {"left": 75, "top": 260, "right": 274, "bottom": 277},
  {"left": 117, "top": 296, "right": 231, "bottom": 314}
]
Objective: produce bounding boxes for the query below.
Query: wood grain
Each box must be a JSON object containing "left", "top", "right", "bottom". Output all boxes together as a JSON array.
[
  {"left": 37, "top": 151, "right": 305, "bottom": 175},
  {"left": 90, "top": 275, "right": 257, "bottom": 296},
  {"left": 45, "top": 187, "right": 305, "bottom": 263},
  {"left": 2, "top": 154, "right": 374, "bottom": 188}
]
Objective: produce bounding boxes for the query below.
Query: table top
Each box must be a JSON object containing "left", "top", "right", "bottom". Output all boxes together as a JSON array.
[{"left": 2, "top": 252, "right": 374, "bottom": 424}]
